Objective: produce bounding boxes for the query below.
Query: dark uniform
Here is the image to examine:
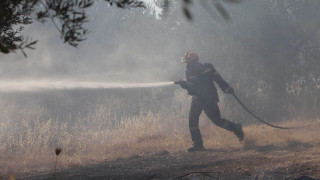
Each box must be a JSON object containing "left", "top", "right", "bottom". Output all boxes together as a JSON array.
[{"left": 179, "top": 61, "right": 244, "bottom": 152}]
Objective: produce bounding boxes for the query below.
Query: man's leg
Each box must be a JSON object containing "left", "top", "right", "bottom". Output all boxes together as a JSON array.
[
  {"left": 203, "top": 103, "right": 244, "bottom": 141},
  {"left": 188, "top": 97, "right": 205, "bottom": 151}
]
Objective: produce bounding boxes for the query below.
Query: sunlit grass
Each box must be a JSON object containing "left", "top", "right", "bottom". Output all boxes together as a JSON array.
[{"left": 0, "top": 98, "right": 319, "bottom": 177}]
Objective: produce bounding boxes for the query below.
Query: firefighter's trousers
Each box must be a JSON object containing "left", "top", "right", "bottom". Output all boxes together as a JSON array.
[{"left": 189, "top": 96, "right": 238, "bottom": 147}]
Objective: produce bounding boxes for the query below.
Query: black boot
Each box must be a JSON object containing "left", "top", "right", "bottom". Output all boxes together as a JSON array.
[
  {"left": 187, "top": 144, "right": 205, "bottom": 152},
  {"left": 223, "top": 121, "right": 244, "bottom": 141},
  {"left": 188, "top": 129, "right": 205, "bottom": 152},
  {"left": 233, "top": 123, "right": 244, "bottom": 141}
]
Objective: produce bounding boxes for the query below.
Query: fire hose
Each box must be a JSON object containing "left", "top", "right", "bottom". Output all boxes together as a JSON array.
[
  {"left": 232, "top": 93, "right": 296, "bottom": 129},
  {"left": 174, "top": 81, "right": 297, "bottom": 129}
]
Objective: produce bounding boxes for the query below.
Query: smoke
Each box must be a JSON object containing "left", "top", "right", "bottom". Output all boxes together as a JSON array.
[
  {"left": 0, "top": 1, "right": 249, "bottom": 84},
  {"left": 0, "top": 1, "right": 241, "bottom": 83},
  {"left": 0, "top": 0, "right": 280, "bottom": 122},
  {"left": 0, "top": 1, "right": 318, "bottom": 128},
  {"left": 0, "top": 2, "right": 187, "bottom": 83},
  {"left": 1, "top": 1, "right": 320, "bottom": 175}
]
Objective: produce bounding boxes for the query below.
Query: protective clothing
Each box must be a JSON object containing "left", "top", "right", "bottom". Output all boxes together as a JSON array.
[{"left": 178, "top": 59, "right": 243, "bottom": 151}]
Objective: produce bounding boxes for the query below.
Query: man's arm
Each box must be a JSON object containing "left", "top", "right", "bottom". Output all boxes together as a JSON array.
[
  {"left": 204, "top": 64, "right": 234, "bottom": 94},
  {"left": 175, "top": 80, "right": 198, "bottom": 95}
]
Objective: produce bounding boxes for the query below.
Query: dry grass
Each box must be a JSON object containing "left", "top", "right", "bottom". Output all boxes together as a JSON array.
[
  {"left": 0, "top": 102, "right": 189, "bottom": 175},
  {"left": 0, "top": 99, "right": 319, "bottom": 177}
]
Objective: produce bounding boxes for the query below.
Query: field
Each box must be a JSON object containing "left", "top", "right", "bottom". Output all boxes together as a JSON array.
[{"left": 0, "top": 88, "right": 319, "bottom": 179}]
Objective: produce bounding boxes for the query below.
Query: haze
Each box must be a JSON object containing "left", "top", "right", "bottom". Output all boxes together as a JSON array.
[{"left": 0, "top": 0, "right": 319, "bottom": 178}]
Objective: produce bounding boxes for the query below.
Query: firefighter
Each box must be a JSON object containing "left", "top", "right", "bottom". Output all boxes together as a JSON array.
[{"left": 176, "top": 51, "right": 244, "bottom": 152}]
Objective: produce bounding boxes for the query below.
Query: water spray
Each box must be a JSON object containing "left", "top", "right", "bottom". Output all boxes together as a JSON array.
[{"left": 0, "top": 80, "right": 175, "bottom": 92}]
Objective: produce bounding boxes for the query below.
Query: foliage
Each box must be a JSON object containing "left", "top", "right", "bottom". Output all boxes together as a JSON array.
[
  {"left": 159, "top": 0, "right": 242, "bottom": 21},
  {"left": 0, "top": 0, "right": 241, "bottom": 57},
  {"left": 0, "top": 0, "right": 145, "bottom": 56},
  {"left": 0, "top": 0, "right": 37, "bottom": 57},
  {"left": 0, "top": 0, "right": 318, "bottom": 120},
  {"left": 225, "top": 0, "right": 320, "bottom": 120}
]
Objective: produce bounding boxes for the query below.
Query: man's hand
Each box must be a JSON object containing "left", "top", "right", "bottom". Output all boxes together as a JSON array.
[
  {"left": 225, "top": 87, "right": 234, "bottom": 94},
  {"left": 175, "top": 80, "right": 189, "bottom": 89}
]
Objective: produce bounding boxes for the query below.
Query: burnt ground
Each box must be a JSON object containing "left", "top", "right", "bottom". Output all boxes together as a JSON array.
[{"left": 19, "top": 141, "right": 320, "bottom": 180}]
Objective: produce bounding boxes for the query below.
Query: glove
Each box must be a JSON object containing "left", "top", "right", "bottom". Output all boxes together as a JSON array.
[
  {"left": 178, "top": 81, "right": 189, "bottom": 89},
  {"left": 225, "top": 87, "right": 234, "bottom": 94}
]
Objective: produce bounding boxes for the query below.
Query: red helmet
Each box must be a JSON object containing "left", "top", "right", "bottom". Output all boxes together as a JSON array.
[{"left": 181, "top": 51, "right": 199, "bottom": 63}]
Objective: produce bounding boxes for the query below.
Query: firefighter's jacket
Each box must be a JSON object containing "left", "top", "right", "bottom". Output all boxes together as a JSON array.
[{"left": 183, "top": 62, "right": 232, "bottom": 103}]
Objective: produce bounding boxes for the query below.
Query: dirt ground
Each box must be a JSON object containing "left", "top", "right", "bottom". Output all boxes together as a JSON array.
[{"left": 20, "top": 140, "right": 320, "bottom": 180}]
